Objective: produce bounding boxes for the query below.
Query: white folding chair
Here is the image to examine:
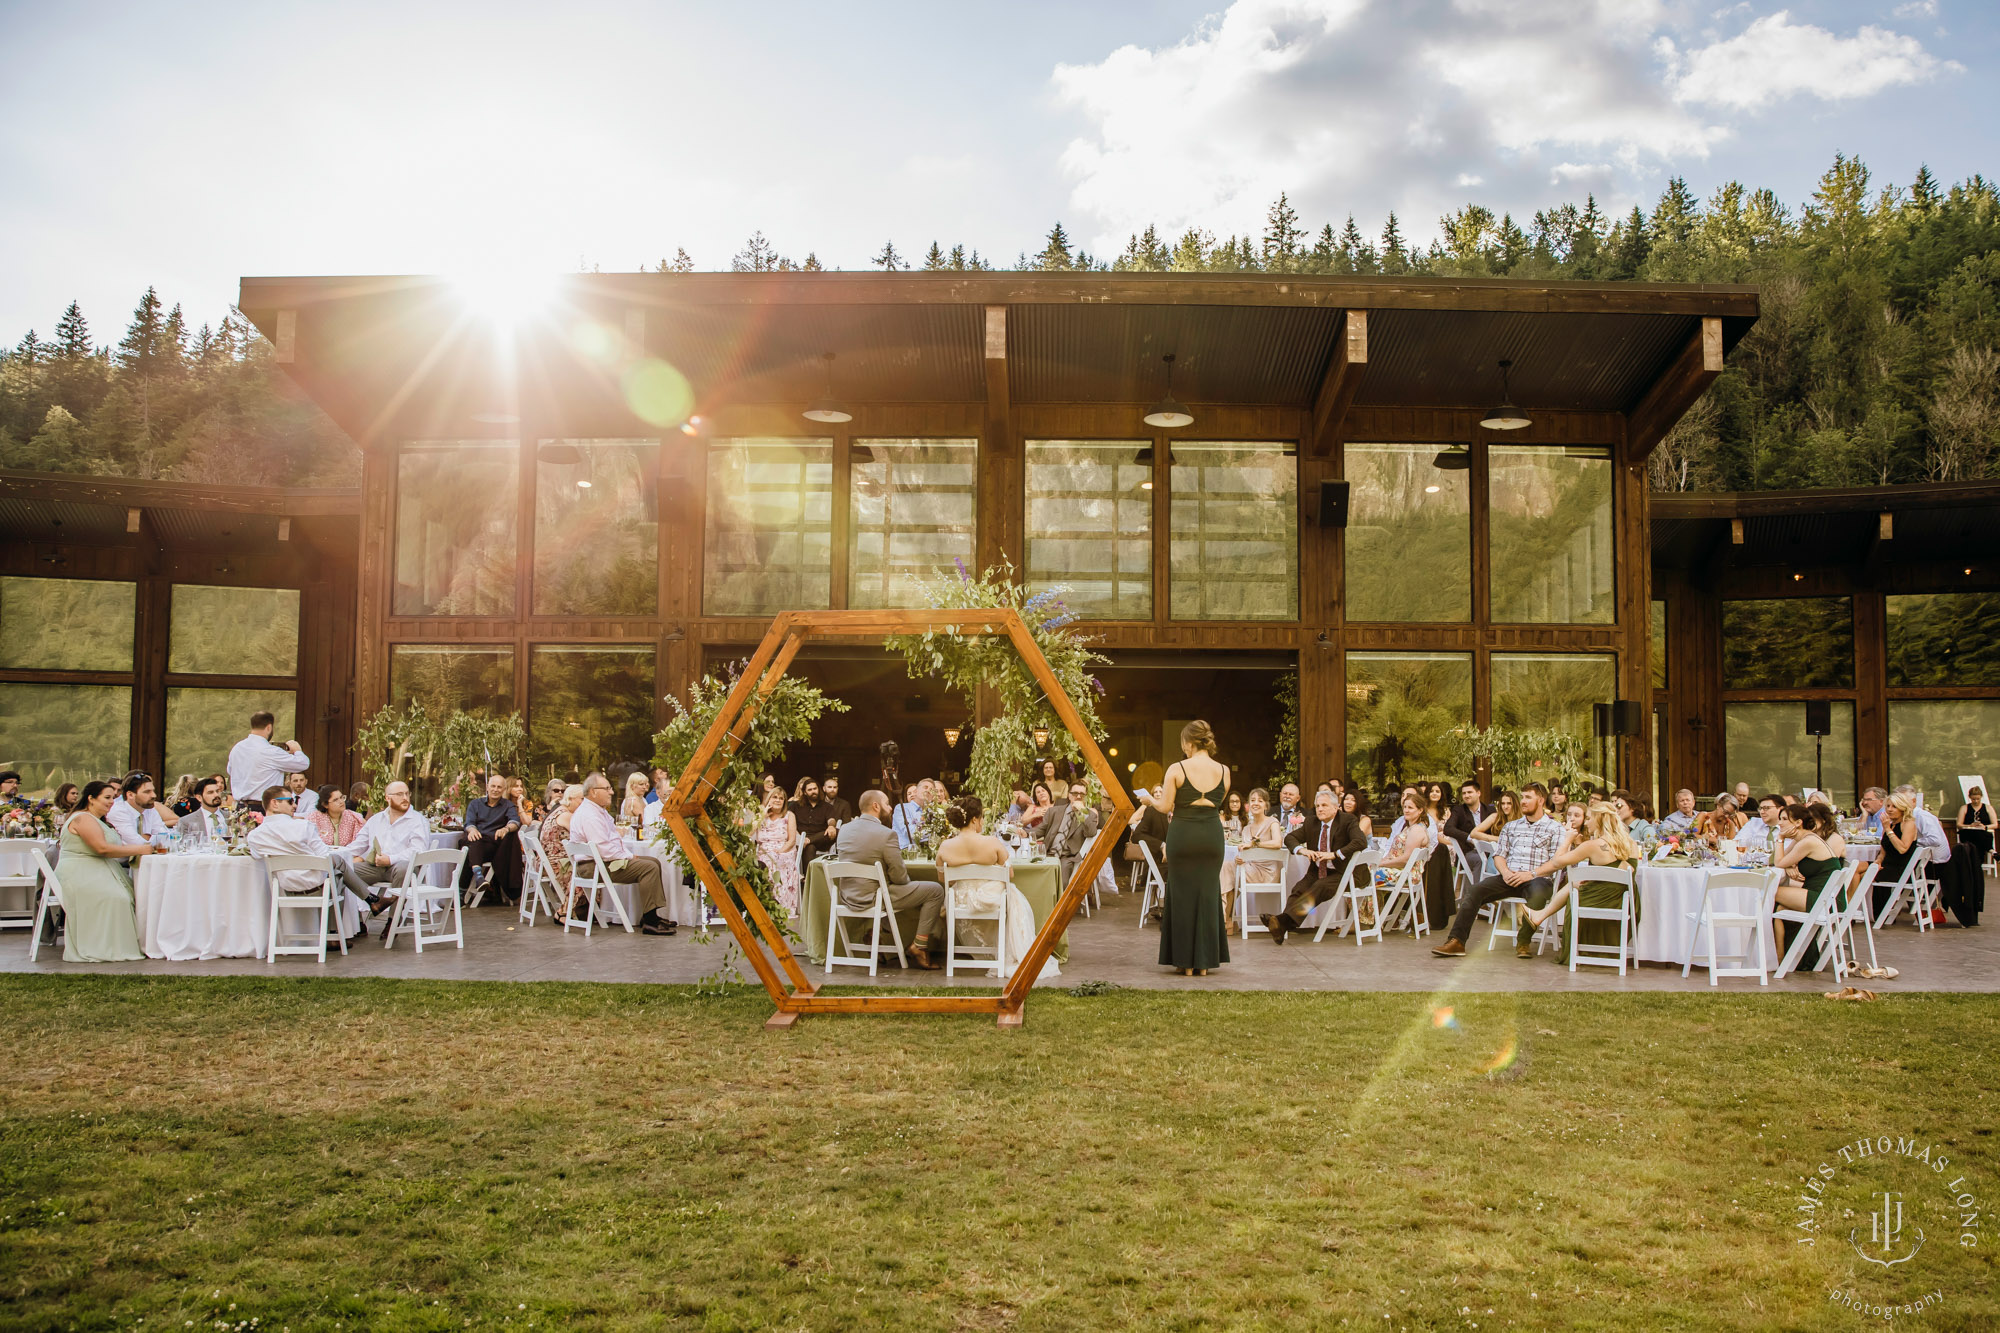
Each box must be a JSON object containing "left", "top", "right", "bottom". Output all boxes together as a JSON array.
[
  {"left": 1564, "top": 864, "right": 1636, "bottom": 974},
  {"left": 0, "top": 838, "right": 41, "bottom": 930},
  {"left": 1681, "top": 867, "right": 1781, "bottom": 986},
  {"left": 28, "top": 847, "right": 64, "bottom": 961},
  {"left": 518, "top": 829, "right": 559, "bottom": 928},
  {"left": 1374, "top": 844, "right": 1434, "bottom": 939},
  {"left": 1444, "top": 837, "right": 1480, "bottom": 907},
  {"left": 1134, "top": 842, "right": 1167, "bottom": 930},
  {"left": 1315, "top": 849, "right": 1383, "bottom": 944},
  {"left": 563, "top": 840, "right": 635, "bottom": 936},
  {"left": 942, "top": 863, "right": 1011, "bottom": 978},
  {"left": 1234, "top": 848, "right": 1291, "bottom": 937},
  {"left": 1871, "top": 849, "right": 1935, "bottom": 931},
  {"left": 264, "top": 853, "right": 345, "bottom": 963},
  {"left": 821, "top": 859, "right": 907, "bottom": 976},
  {"left": 382, "top": 847, "right": 467, "bottom": 952},
  {"left": 1832, "top": 863, "right": 1881, "bottom": 976},
  {"left": 1485, "top": 873, "right": 1565, "bottom": 955},
  {"left": 1774, "top": 862, "right": 1857, "bottom": 982}
]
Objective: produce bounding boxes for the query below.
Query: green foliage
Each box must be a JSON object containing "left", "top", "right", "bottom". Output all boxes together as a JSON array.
[
  {"left": 1442, "top": 725, "right": 1588, "bottom": 796},
  {"left": 354, "top": 700, "right": 526, "bottom": 807},
  {"left": 1270, "top": 669, "right": 1299, "bottom": 789},
  {"left": 884, "top": 561, "right": 1110, "bottom": 814}
]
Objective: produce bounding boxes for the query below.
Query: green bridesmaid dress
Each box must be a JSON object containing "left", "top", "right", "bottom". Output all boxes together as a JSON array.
[
  {"left": 58, "top": 816, "right": 145, "bottom": 962},
  {"left": 1158, "top": 765, "right": 1229, "bottom": 972}
]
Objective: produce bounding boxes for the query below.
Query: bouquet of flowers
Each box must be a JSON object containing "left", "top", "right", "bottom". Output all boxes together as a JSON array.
[
  {"left": 907, "top": 800, "right": 956, "bottom": 861},
  {"left": 425, "top": 798, "right": 462, "bottom": 832},
  {"left": 0, "top": 802, "right": 49, "bottom": 840},
  {"left": 225, "top": 805, "right": 262, "bottom": 853}
]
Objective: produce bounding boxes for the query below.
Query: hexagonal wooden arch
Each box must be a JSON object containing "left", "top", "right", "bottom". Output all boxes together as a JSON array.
[{"left": 662, "top": 609, "right": 1134, "bottom": 1029}]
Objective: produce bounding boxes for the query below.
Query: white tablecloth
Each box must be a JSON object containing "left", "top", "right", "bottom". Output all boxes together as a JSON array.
[
  {"left": 135, "top": 853, "right": 269, "bottom": 960},
  {"left": 424, "top": 831, "right": 465, "bottom": 886},
  {"left": 0, "top": 839, "right": 56, "bottom": 922},
  {"left": 1636, "top": 865, "right": 1763, "bottom": 966}
]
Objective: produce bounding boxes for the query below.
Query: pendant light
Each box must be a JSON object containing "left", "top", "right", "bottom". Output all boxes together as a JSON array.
[
  {"left": 1478, "top": 359, "right": 1531, "bottom": 431},
  {"left": 802, "top": 352, "right": 853, "bottom": 424},
  {"left": 537, "top": 441, "right": 582, "bottom": 465},
  {"left": 1031, "top": 724, "right": 1051, "bottom": 749},
  {"left": 1143, "top": 353, "right": 1194, "bottom": 429},
  {"left": 1430, "top": 444, "right": 1470, "bottom": 471},
  {"left": 942, "top": 726, "right": 963, "bottom": 748}
]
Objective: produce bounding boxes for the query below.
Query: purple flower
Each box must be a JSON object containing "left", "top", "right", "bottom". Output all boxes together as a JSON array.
[{"left": 954, "top": 556, "right": 970, "bottom": 581}]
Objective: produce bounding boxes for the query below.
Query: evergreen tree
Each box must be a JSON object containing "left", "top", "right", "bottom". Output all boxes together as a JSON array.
[
  {"left": 731, "top": 232, "right": 784, "bottom": 272},
  {"left": 1031, "top": 223, "right": 1074, "bottom": 271},
  {"left": 1262, "top": 193, "right": 1304, "bottom": 272},
  {"left": 15, "top": 330, "right": 42, "bottom": 366},
  {"left": 872, "top": 240, "right": 907, "bottom": 271},
  {"left": 1494, "top": 213, "right": 1528, "bottom": 273},
  {"left": 802, "top": 253, "right": 823, "bottom": 271},
  {"left": 922, "top": 242, "right": 947, "bottom": 270},
  {"left": 54, "top": 301, "right": 92, "bottom": 359},
  {"left": 1605, "top": 205, "right": 1650, "bottom": 278},
  {"left": 1378, "top": 213, "right": 1407, "bottom": 274},
  {"left": 1911, "top": 164, "right": 1941, "bottom": 214},
  {"left": 116, "top": 288, "right": 166, "bottom": 374},
  {"left": 1169, "top": 228, "right": 1212, "bottom": 271},
  {"left": 1307, "top": 223, "right": 1340, "bottom": 274}
]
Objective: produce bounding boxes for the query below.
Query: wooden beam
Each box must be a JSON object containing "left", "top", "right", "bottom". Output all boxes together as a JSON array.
[
  {"left": 1624, "top": 316, "right": 1724, "bottom": 463},
  {"left": 1307, "top": 310, "right": 1367, "bottom": 459},
  {"left": 1655, "top": 479, "right": 2000, "bottom": 521},
  {"left": 0, "top": 470, "right": 360, "bottom": 517}
]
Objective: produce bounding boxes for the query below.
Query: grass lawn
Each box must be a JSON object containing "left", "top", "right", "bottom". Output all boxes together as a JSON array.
[{"left": 2, "top": 977, "right": 1995, "bottom": 1332}]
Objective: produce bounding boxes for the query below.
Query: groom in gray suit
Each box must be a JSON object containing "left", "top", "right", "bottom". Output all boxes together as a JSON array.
[{"left": 832, "top": 789, "right": 946, "bottom": 969}]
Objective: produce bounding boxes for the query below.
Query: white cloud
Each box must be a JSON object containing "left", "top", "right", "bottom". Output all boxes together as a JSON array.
[
  {"left": 1050, "top": 0, "right": 1953, "bottom": 253},
  {"left": 1668, "top": 11, "right": 1956, "bottom": 110},
  {"left": 1892, "top": 1, "right": 1937, "bottom": 18}
]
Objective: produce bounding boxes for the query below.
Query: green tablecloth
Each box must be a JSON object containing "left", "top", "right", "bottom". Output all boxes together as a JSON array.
[{"left": 798, "top": 858, "right": 1067, "bottom": 965}]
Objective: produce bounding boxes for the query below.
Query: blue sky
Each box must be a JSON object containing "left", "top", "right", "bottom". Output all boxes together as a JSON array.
[{"left": 0, "top": 0, "right": 1993, "bottom": 341}]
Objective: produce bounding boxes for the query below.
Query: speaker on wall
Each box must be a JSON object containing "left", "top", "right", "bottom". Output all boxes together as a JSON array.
[
  {"left": 1804, "top": 700, "right": 1833, "bottom": 736},
  {"left": 1318, "top": 479, "right": 1350, "bottom": 527},
  {"left": 1612, "top": 700, "right": 1647, "bottom": 736}
]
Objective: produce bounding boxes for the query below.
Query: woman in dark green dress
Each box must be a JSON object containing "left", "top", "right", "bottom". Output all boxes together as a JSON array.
[
  {"left": 1524, "top": 800, "right": 1641, "bottom": 964},
  {"left": 1145, "top": 720, "right": 1230, "bottom": 976},
  {"left": 1772, "top": 800, "right": 1848, "bottom": 967}
]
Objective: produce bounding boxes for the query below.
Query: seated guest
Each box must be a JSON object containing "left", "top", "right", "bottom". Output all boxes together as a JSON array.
[
  {"left": 1259, "top": 787, "right": 1367, "bottom": 945},
  {"left": 1432, "top": 782, "right": 1565, "bottom": 958},
  {"left": 1275, "top": 783, "right": 1305, "bottom": 830},
  {"left": 0, "top": 770, "right": 21, "bottom": 808},
  {"left": 106, "top": 772, "right": 176, "bottom": 847},
  {"left": 1524, "top": 800, "right": 1644, "bottom": 928},
  {"left": 338, "top": 779, "right": 432, "bottom": 907},
  {"left": 892, "top": 782, "right": 928, "bottom": 848},
  {"left": 52, "top": 782, "right": 81, "bottom": 817},
  {"left": 505, "top": 777, "right": 535, "bottom": 825},
  {"left": 1611, "top": 789, "right": 1654, "bottom": 843},
  {"left": 752, "top": 789, "right": 801, "bottom": 914},
  {"left": 1894, "top": 784, "right": 1952, "bottom": 869},
  {"left": 1732, "top": 781, "right": 1752, "bottom": 810},
  {"left": 345, "top": 781, "right": 372, "bottom": 818},
  {"left": 832, "top": 789, "right": 945, "bottom": 969},
  {"left": 1233, "top": 789, "right": 1289, "bottom": 933},
  {"left": 1767, "top": 801, "right": 1848, "bottom": 959},
  {"left": 1660, "top": 788, "right": 1699, "bottom": 835},
  {"left": 640, "top": 769, "right": 671, "bottom": 838},
  {"left": 539, "top": 784, "right": 586, "bottom": 918},
  {"left": 1020, "top": 783, "right": 1054, "bottom": 832},
  {"left": 462, "top": 773, "right": 524, "bottom": 904},
  {"left": 643, "top": 767, "right": 671, "bottom": 805},
  {"left": 822, "top": 776, "right": 854, "bottom": 828},
  {"left": 1129, "top": 791, "right": 1170, "bottom": 869},
  {"left": 248, "top": 785, "right": 366, "bottom": 942},
  {"left": 181, "top": 775, "right": 231, "bottom": 843},
  {"left": 620, "top": 772, "right": 651, "bottom": 823},
  {"left": 1699, "top": 793, "right": 1745, "bottom": 846},
  {"left": 284, "top": 769, "right": 318, "bottom": 817},
  {"left": 1469, "top": 790, "right": 1516, "bottom": 849},
  {"left": 1737, "top": 793, "right": 1785, "bottom": 851},
  {"left": 1557, "top": 800, "right": 1587, "bottom": 852},
  {"left": 226, "top": 711, "right": 309, "bottom": 810},
  {"left": 789, "top": 777, "right": 839, "bottom": 858},
  {"left": 1044, "top": 781, "right": 1101, "bottom": 891},
  {"left": 1857, "top": 786, "right": 1887, "bottom": 837},
  {"left": 1221, "top": 790, "right": 1245, "bottom": 838},
  {"left": 1957, "top": 785, "right": 1994, "bottom": 866},
  {"left": 1547, "top": 782, "right": 1568, "bottom": 821},
  {"left": 310, "top": 785, "right": 364, "bottom": 851},
  {"left": 573, "top": 772, "right": 676, "bottom": 934},
  {"left": 1444, "top": 780, "right": 1492, "bottom": 855},
  {"left": 166, "top": 774, "right": 200, "bottom": 816},
  {"left": 1005, "top": 790, "right": 1031, "bottom": 823},
  {"left": 55, "top": 780, "right": 150, "bottom": 961},
  {"left": 1341, "top": 788, "right": 1373, "bottom": 840}
]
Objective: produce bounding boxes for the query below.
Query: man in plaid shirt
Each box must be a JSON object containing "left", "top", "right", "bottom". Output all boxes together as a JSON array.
[{"left": 1432, "top": 782, "right": 1564, "bottom": 958}]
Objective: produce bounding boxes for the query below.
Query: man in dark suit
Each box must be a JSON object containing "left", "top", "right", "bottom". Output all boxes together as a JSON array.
[
  {"left": 1043, "top": 780, "right": 1101, "bottom": 888},
  {"left": 1261, "top": 788, "right": 1367, "bottom": 944},
  {"left": 1444, "top": 779, "right": 1491, "bottom": 857}
]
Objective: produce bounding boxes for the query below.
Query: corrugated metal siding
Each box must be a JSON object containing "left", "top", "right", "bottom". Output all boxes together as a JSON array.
[
  {"left": 1363, "top": 310, "right": 1699, "bottom": 411},
  {"left": 1008, "top": 304, "right": 1343, "bottom": 405},
  {"left": 0, "top": 499, "right": 128, "bottom": 544},
  {"left": 647, "top": 303, "right": 985, "bottom": 401}
]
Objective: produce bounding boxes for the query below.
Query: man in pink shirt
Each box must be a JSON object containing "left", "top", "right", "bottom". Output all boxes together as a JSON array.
[{"left": 572, "top": 771, "right": 674, "bottom": 935}]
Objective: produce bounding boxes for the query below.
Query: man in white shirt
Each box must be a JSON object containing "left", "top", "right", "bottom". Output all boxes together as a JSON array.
[
  {"left": 248, "top": 786, "right": 366, "bottom": 941},
  {"left": 182, "top": 775, "right": 232, "bottom": 843},
  {"left": 338, "top": 779, "right": 432, "bottom": 904},
  {"left": 105, "top": 773, "right": 176, "bottom": 847},
  {"left": 573, "top": 771, "right": 674, "bottom": 934},
  {"left": 284, "top": 770, "right": 318, "bottom": 817},
  {"left": 1660, "top": 788, "right": 1698, "bottom": 834},
  {"left": 1737, "top": 793, "right": 1785, "bottom": 850},
  {"left": 226, "top": 710, "right": 310, "bottom": 808}
]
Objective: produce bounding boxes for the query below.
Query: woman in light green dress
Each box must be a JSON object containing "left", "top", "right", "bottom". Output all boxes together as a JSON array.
[{"left": 58, "top": 780, "right": 151, "bottom": 962}]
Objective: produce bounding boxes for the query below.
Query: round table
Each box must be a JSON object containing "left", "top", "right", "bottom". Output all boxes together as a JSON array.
[
  {"left": 799, "top": 858, "right": 1068, "bottom": 965},
  {"left": 134, "top": 852, "right": 269, "bottom": 960},
  {"left": 1636, "top": 864, "right": 1775, "bottom": 966}
]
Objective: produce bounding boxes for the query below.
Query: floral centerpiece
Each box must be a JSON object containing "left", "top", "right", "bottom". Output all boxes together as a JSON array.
[
  {"left": 425, "top": 798, "right": 462, "bottom": 832},
  {"left": 0, "top": 800, "right": 58, "bottom": 840},
  {"left": 905, "top": 800, "right": 956, "bottom": 862}
]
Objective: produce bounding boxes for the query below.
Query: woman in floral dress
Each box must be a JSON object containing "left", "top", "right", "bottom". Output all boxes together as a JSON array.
[
  {"left": 753, "top": 789, "right": 801, "bottom": 916},
  {"left": 539, "top": 784, "right": 584, "bottom": 918}
]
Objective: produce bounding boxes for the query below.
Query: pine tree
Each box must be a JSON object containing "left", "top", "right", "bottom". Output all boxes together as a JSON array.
[
  {"left": 1169, "top": 228, "right": 1211, "bottom": 271},
  {"left": 118, "top": 288, "right": 167, "bottom": 374},
  {"left": 872, "top": 240, "right": 906, "bottom": 271},
  {"left": 922, "top": 242, "right": 948, "bottom": 270},
  {"left": 1032, "top": 223, "right": 1074, "bottom": 271},
  {"left": 14, "top": 330, "right": 42, "bottom": 367},
  {"left": 802, "top": 253, "right": 823, "bottom": 271},
  {"left": 732, "top": 232, "right": 783, "bottom": 272},
  {"left": 1262, "top": 193, "right": 1304, "bottom": 272},
  {"left": 1494, "top": 214, "right": 1528, "bottom": 273},
  {"left": 161, "top": 303, "right": 189, "bottom": 375},
  {"left": 1911, "top": 164, "right": 1941, "bottom": 214},
  {"left": 1307, "top": 223, "right": 1339, "bottom": 274},
  {"left": 1605, "top": 205, "right": 1650, "bottom": 278},
  {"left": 1338, "top": 216, "right": 1375, "bottom": 273},
  {"left": 1378, "top": 213, "right": 1408, "bottom": 274},
  {"left": 54, "top": 302, "right": 92, "bottom": 359}
]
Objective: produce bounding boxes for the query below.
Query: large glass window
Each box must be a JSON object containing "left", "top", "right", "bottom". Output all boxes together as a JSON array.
[
  {"left": 1025, "top": 440, "right": 1153, "bottom": 620},
  {"left": 1169, "top": 442, "right": 1297, "bottom": 620},
  {"left": 1650, "top": 599, "right": 1668, "bottom": 689},
  {"left": 1725, "top": 701, "right": 1856, "bottom": 808},
  {"left": 527, "top": 645, "right": 657, "bottom": 781},
  {"left": 1890, "top": 700, "right": 2000, "bottom": 812},
  {"left": 1722, "top": 598, "right": 1853, "bottom": 689},
  {"left": 703, "top": 438, "right": 832, "bottom": 615},
  {"left": 166, "top": 688, "right": 296, "bottom": 783},
  {"left": 1491, "top": 652, "right": 1617, "bottom": 754},
  {"left": 534, "top": 439, "right": 659, "bottom": 616},
  {"left": 0, "top": 684, "right": 131, "bottom": 795},
  {"left": 1886, "top": 593, "right": 2000, "bottom": 687},
  {"left": 0, "top": 577, "right": 134, "bottom": 671},
  {"left": 393, "top": 440, "right": 519, "bottom": 616},
  {"left": 1489, "top": 445, "right": 1614, "bottom": 624},
  {"left": 1343, "top": 443, "right": 1470, "bottom": 622},
  {"left": 849, "top": 439, "right": 978, "bottom": 608},
  {"left": 1345, "top": 652, "right": 1472, "bottom": 795},
  {"left": 169, "top": 585, "right": 300, "bottom": 676},
  {"left": 389, "top": 645, "right": 518, "bottom": 718}
]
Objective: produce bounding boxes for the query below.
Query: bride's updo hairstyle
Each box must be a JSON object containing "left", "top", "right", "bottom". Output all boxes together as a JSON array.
[
  {"left": 1180, "top": 719, "right": 1217, "bottom": 754},
  {"left": 945, "top": 794, "right": 983, "bottom": 830}
]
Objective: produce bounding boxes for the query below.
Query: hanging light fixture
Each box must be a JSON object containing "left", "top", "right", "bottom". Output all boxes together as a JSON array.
[
  {"left": 1031, "top": 724, "right": 1051, "bottom": 749},
  {"left": 1478, "top": 359, "right": 1531, "bottom": 431},
  {"left": 538, "top": 441, "right": 582, "bottom": 465},
  {"left": 803, "top": 352, "right": 852, "bottom": 423},
  {"left": 1430, "top": 445, "right": 1471, "bottom": 471},
  {"left": 1143, "top": 353, "right": 1194, "bottom": 429},
  {"left": 942, "top": 725, "right": 963, "bottom": 748}
]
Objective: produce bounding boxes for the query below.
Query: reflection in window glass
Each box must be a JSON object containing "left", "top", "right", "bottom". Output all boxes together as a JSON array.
[
  {"left": 1345, "top": 652, "right": 1472, "bottom": 796},
  {"left": 166, "top": 688, "right": 296, "bottom": 783},
  {"left": 1169, "top": 442, "right": 1296, "bottom": 620},
  {"left": 1890, "top": 700, "right": 2000, "bottom": 811},
  {"left": 169, "top": 585, "right": 300, "bottom": 675},
  {"left": 0, "top": 684, "right": 131, "bottom": 795},
  {"left": 393, "top": 440, "right": 518, "bottom": 616},
  {"left": 534, "top": 439, "right": 658, "bottom": 615},
  {"left": 1886, "top": 593, "right": 2000, "bottom": 686},
  {"left": 528, "top": 645, "right": 656, "bottom": 781},
  {"left": 1722, "top": 598, "right": 1853, "bottom": 688},
  {"left": 1025, "top": 440, "right": 1152, "bottom": 620},
  {"left": 1492, "top": 653, "right": 1617, "bottom": 780},
  {"left": 0, "top": 577, "right": 134, "bottom": 671},
  {"left": 1725, "top": 701, "right": 1856, "bottom": 809},
  {"left": 849, "top": 439, "right": 978, "bottom": 608},
  {"left": 1489, "top": 445, "right": 1614, "bottom": 624},
  {"left": 703, "top": 438, "right": 832, "bottom": 615},
  {"left": 1343, "top": 443, "right": 1470, "bottom": 622},
  {"left": 1651, "top": 599, "right": 1668, "bottom": 689},
  {"left": 389, "top": 645, "right": 517, "bottom": 719}
]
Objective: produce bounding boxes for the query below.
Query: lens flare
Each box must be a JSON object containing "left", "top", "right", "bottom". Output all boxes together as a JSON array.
[
  {"left": 1430, "top": 1005, "right": 1457, "bottom": 1030},
  {"left": 1479, "top": 1033, "right": 1521, "bottom": 1075},
  {"left": 622, "top": 359, "right": 695, "bottom": 427}
]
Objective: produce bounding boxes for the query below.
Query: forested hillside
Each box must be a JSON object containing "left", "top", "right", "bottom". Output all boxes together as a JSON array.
[{"left": 3, "top": 155, "right": 1994, "bottom": 492}]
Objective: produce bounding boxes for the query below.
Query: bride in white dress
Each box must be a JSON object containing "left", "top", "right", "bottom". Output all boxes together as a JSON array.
[{"left": 935, "top": 795, "right": 1058, "bottom": 982}]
